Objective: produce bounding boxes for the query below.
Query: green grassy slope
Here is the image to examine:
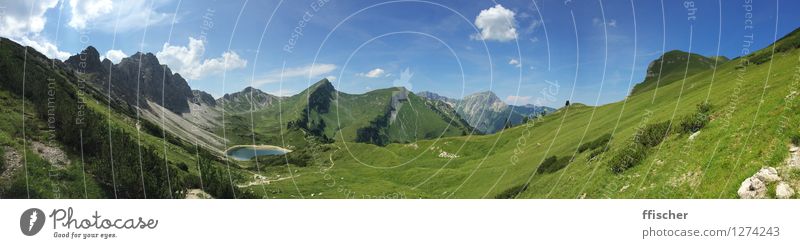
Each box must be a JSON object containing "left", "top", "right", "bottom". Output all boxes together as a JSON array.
[
  {"left": 0, "top": 38, "right": 250, "bottom": 199},
  {"left": 220, "top": 79, "right": 473, "bottom": 148},
  {"left": 386, "top": 93, "right": 473, "bottom": 142},
  {"left": 748, "top": 27, "right": 800, "bottom": 65},
  {"left": 630, "top": 50, "right": 725, "bottom": 95},
  {"left": 241, "top": 29, "right": 800, "bottom": 199},
  {"left": 5, "top": 24, "right": 800, "bottom": 199}
]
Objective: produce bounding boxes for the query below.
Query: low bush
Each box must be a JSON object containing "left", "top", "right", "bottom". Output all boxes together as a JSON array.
[
  {"left": 679, "top": 103, "right": 712, "bottom": 134},
  {"left": 607, "top": 103, "right": 712, "bottom": 174},
  {"left": 578, "top": 133, "right": 612, "bottom": 153},
  {"left": 587, "top": 146, "right": 610, "bottom": 161},
  {"left": 177, "top": 162, "right": 189, "bottom": 172},
  {"left": 679, "top": 113, "right": 707, "bottom": 134},
  {"left": 608, "top": 121, "right": 669, "bottom": 174},
  {"left": 635, "top": 121, "right": 671, "bottom": 148},
  {"left": 494, "top": 183, "right": 528, "bottom": 199},
  {"left": 609, "top": 142, "right": 648, "bottom": 174},
  {"left": 791, "top": 134, "right": 800, "bottom": 146},
  {"left": 536, "top": 156, "right": 572, "bottom": 174}
]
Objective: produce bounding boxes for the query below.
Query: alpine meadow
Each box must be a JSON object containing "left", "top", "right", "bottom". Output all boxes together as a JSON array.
[{"left": 1, "top": 0, "right": 800, "bottom": 200}]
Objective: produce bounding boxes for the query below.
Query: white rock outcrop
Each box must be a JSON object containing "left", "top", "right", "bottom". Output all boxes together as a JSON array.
[
  {"left": 737, "top": 177, "right": 766, "bottom": 199},
  {"left": 776, "top": 182, "right": 795, "bottom": 199},
  {"left": 438, "top": 151, "right": 459, "bottom": 159},
  {"left": 787, "top": 145, "right": 800, "bottom": 168},
  {"left": 688, "top": 131, "right": 700, "bottom": 141},
  {"left": 754, "top": 167, "right": 781, "bottom": 183}
]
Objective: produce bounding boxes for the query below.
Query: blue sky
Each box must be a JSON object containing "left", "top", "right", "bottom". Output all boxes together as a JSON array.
[{"left": 2, "top": 0, "right": 800, "bottom": 108}]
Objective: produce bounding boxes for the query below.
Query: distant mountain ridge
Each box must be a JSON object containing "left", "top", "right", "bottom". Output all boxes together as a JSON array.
[
  {"left": 417, "top": 90, "right": 554, "bottom": 134},
  {"left": 217, "top": 86, "right": 278, "bottom": 112}
]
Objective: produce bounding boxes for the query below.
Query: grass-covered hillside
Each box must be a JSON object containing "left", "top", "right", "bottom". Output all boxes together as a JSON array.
[
  {"left": 3, "top": 24, "right": 800, "bottom": 199},
  {"left": 221, "top": 79, "right": 474, "bottom": 148},
  {"left": 238, "top": 27, "right": 800, "bottom": 199},
  {"left": 0, "top": 38, "right": 250, "bottom": 199},
  {"left": 630, "top": 50, "right": 726, "bottom": 95}
]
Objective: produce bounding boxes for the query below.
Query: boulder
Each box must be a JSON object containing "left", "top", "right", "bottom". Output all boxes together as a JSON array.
[
  {"left": 688, "top": 131, "right": 700, "bottom": 141},
  {"left": 776, "top": 182, "right": 795, "bottom": 199},
  {"left": 787, "top": 145, "right": 800, "bottom": 168},
  {"left": 737, "top": 177, "right": 766, "bottom": 199},
  {"left": 754, "top": 167, "right": 781, "bottom": 182}
]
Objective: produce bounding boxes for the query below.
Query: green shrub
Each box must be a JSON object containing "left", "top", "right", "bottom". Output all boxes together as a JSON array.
[
  {"left": 536, "top": 155, "right": 572, "bottom": 174},
  {"left": 696, "top": 102, "right": 712, "bottom": 114},
  {"left": 198, "top": 148, "right": 238, "bottom": 199},
  {"left": 679, "top": 103, "right": 712, "bottom": 134},
  {"left": 183, "top": 174, "right": 202, "bottom": 189},
  {"left": 587, "top": 146, "right": 610, "bottom": 161},
  {"left": 791, "top": 134, "right": 800, "bottom": 146},
  {"left": 679, "top": 113, "right": 707, "bottom": 134},
  {"left": 578, "top": 133, "right": 612, "bottom": 153},
  {"left": 494, "top": 183, "right": 528, "bottom": 199},
  {"left": 609, "top": 142, "right": 648, "bottom": 174},
  {"left": 177, "top": 162, "right": 189, "bottom": 171},
  {"left": 635, "top": 121, "right": 671, "bottom": 148}
]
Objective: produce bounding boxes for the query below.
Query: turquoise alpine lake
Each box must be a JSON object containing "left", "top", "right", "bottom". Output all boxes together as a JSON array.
[{"left": 225, "top": 145, "right": 291, "bottom": 161}]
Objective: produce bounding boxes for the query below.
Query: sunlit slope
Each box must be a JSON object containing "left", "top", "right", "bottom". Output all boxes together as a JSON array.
[
  {"left": 630, "top": 50, "right": 723, "bottom": 95},
  {"left": 0, "top": 38, "right": 238, "bottom": 199},
  {"left": 252, "top": 33, "right": 800, "bottom": 199},
  {"left": 222, "top": 79, "right": 472, "bottom": 148}
]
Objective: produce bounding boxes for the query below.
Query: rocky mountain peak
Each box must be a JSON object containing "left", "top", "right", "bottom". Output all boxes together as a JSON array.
[
  {"left": 65, "top": 46, "right": 106, "bottom": 74},
  {"left": 309, "top": 78, "right": 335, "bottom": 93},
  {"left": 218, "top": 86, "right": 277, "bottom": 112},
  {"left": 191, "top": 90, "right": 217, "bottom": 107},
  {"left": 82, "top": 50, "right": 195, "bottom": 113},
  {"left": 464, "top": 90, "right": 506, "bottom": 112}
]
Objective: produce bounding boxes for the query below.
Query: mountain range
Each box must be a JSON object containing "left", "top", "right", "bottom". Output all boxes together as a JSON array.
[
  {"left": 55, "top": 47, "right": 502, "bottom": 151},
  {"left": 416, "top": 91, "right": 554, "bottom": 134},
  {"left": 2, "top": 25, "right": 800, "bottom": 199}
]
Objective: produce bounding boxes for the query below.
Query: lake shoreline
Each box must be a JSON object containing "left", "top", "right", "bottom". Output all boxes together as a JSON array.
[{"left": 224, "top": 145, "right": 293, "bottom": 161}]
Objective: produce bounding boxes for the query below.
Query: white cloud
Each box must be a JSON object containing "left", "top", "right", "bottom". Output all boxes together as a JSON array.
[
  {"left": 266, "top": 89, "right": 296, "bottom": 97},
  {"left": 103, "top": 49, "right": 127, "bottom": 63},
  {"left": 251, "top": 63, "right": 338, "bottom": 86},
  {"left": 67, "top": 0, "right": 113, "bottom": 29},
  {"left": 505, "top": 95, "right": 533, "bottom": 105},
  {"left": 67, "top": 0, "right": 173, "bottom": 32},
  {"left": 0, "top": 0, "right": 58, "bottom": 37},
  {"left": 0, "top": 0, "right": 71, "bottom": 60},
  {"left": 471, "top": 4, "right": 518, "bottom": 42},
  {"left": 325, "top": 75, "right": 337, "bottom": 82},
  {"left": 20, "top": 36, "right": 71, "bottom": 60},
  {"left": 508, "top": 58, "right": 521, "bottom": 68},
  {"left": 156, "top": 37, "right": 247, "bottom": 80},
  {"left": 593, "top": 18, "right": 617, "bottom": 28},
  {"left": 357, "top": 68, "right": 386, "bottom": 78},
  {"left": 524, "top": 19, "right": 542, "bottom": 34}
]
